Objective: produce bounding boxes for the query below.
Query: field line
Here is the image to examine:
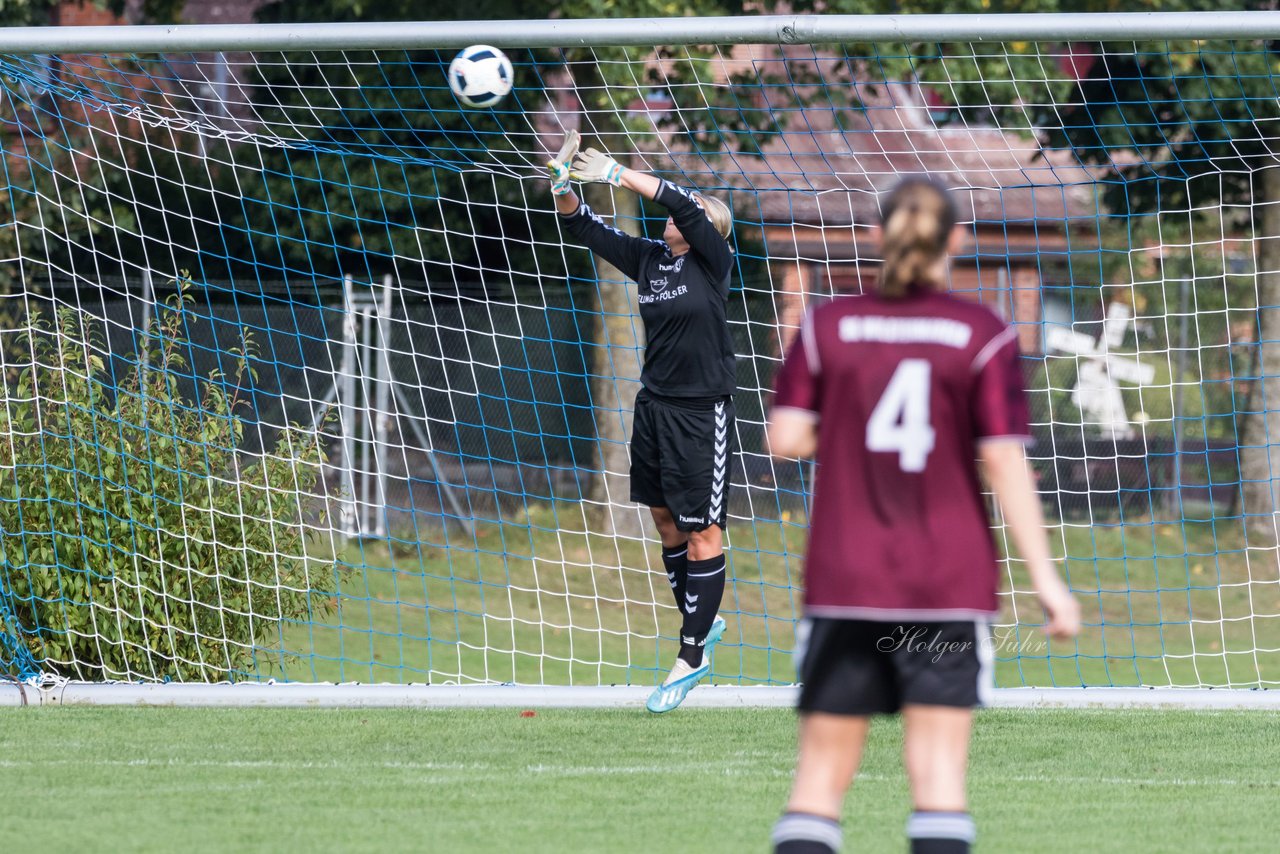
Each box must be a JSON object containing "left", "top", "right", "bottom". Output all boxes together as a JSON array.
[{"left": 0, "top": 756, "right": 1276, "bottom": 789}]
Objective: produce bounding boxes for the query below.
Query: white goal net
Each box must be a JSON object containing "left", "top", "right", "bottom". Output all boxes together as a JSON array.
[{"left": 2, "top": 16, "right": 1279, "bottom": 696}]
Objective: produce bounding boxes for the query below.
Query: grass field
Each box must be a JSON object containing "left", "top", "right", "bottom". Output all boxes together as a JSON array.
[
  {"left": 3, "top": 707, "right": 1279, "bottom": 852},
  {"left": 264, "top": 503, "right": 1280, "bottom": 691}
]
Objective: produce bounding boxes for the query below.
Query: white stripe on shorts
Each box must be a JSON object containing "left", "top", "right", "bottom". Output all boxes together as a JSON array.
[
  {"left": 975, "top": 619, "right": 994, "bottom": 707},
  {"left": 792, "top": 617, "right": 813, "bottom": 680}
]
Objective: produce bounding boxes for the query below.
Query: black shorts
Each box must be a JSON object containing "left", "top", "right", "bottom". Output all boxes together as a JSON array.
[
  {"left": 795, "top": 618, "right": 992, "bottom": 716},
  {"left": 629, "top": 390, "right": 735, "bottom": 532}
]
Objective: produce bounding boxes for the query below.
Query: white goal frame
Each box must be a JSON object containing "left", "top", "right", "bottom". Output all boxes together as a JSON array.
[
  {"left": 3, "top": 681, "right": 1278, "bottom": 709},
  {"left": 3, "top": 12, "right": 1280, "bottom": 709}
]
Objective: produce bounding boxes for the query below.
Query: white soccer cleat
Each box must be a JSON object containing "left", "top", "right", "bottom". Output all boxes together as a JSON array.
[{"left": 664, "top": 655, "right": 706, "bottom": 686}]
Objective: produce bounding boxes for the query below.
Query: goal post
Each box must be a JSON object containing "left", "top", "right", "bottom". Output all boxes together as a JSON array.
[{"left": 3, "top": 13, "right": 1280, "bottom": 707}]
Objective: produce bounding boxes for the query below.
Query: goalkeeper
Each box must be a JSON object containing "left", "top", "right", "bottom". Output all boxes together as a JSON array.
[{"left": 548, "top": 132, "right": 736, "bottom": 713}]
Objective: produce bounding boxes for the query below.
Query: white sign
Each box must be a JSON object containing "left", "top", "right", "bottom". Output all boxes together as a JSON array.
[{"left": 1047, "top": 303, "right": 1155, "bottom": 440}]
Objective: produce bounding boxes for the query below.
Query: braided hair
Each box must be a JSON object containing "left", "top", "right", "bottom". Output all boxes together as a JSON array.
[{"left": 877, "top": 178, "right": 958, "bottom": 297}]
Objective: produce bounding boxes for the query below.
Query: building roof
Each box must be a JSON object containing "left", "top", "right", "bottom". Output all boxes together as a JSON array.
[
  {"left": 662, "top": 79, "right": 1102, "bottom": 233},
  {"left": 618, "top": 42, "right": 1105, "bottom": 238}
]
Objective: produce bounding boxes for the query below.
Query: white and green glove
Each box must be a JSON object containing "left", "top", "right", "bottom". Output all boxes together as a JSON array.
[
  {"left": 571, "top": 148, "right": 626, "bottom": 187},
  {"left": 547, "top": 130, "right": 580, "bottom": 196}
]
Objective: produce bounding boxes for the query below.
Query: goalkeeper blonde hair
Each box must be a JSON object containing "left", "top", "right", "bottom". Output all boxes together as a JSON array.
[{"left": 693, "top": 193, "right": 733, "bottom": 240}]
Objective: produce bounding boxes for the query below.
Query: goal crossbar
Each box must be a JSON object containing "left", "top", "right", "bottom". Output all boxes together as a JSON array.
[{"left": 2, "top": 11, "right": 1280, "bottom": 53}]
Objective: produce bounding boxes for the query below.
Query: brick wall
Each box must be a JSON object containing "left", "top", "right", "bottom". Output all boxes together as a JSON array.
[
  {"left": 53, "top": 2, "right": 124, "bottom": 26},
  {"left": 182, "top": 0, "right": 264, "bottom": 25},
  {"left": 54, "top": 0, "right": 265, "bottom": 26}
]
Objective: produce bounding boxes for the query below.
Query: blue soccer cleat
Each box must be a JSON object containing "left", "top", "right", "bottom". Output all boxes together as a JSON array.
[
  {"left": 646, "top": 616, "right": 728, "bottom": 713},
  {"left": 646, "top": 657, "right": 708, "bottom": 713},
  {"left": 705, "top": 615, "right": 727, "bottom": 653}
]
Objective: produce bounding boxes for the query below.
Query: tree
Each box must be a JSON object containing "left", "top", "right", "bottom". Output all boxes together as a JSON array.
[
  {"left": 8, "top": 0, "right": 783, "bottom": 540},
  {"left": 245, "top": 0, "right": 761, "bottom": 537},
  {"left": 1006, "top": 1, "right": 1280, "bottom": 535},
  {"left": 0, "top": 0, "right": 60, "bottom": 26},
  {"left": 1022, "top": 17, "right": 1280, "bottom": 535},
  {"left": 810, "top": 0, "right": 1280, "bottom": 532}
]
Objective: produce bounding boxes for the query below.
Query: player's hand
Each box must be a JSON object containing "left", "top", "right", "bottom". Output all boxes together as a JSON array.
[
  {"left": 546, "top": 131, "right": 579, "bottom": 196},
  {"left": 571, "top": 147, "right": 625, "bottom": 187},
  {"left": 1037, "top": 576, "right": 1081, "bottom": 640}
]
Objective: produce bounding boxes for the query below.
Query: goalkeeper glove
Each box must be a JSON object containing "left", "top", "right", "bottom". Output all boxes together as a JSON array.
[
  {"left": 571, "top": 148, "right": 626, "bottom": 187},
  {"left": 547, "top": 131, "right": 580, "bottom": 196}
]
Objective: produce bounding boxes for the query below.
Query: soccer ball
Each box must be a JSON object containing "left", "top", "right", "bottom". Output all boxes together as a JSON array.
[{"left": 448, "top": 45, "right": 514, "bottom": 109}]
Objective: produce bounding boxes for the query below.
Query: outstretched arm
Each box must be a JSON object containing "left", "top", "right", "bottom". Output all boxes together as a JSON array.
[
  {"left": 651, "top": 180, "right": 733, "bottom": 280},
  {"left": 573, "top": 148, "right": 732, "bottom": 279},
  {"left": 553, "top": 186, "right": 581, "bottom": 218},
  {"left": 548, "top": 132, "right": 657, "bottom": 282},
  {"left": 618, "top": 169, "right": 663, "bottom": 202}
]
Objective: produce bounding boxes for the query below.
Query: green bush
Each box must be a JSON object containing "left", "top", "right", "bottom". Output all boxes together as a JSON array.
[{"left": 0, "top": 287, "right": 335, "bottom": 681}]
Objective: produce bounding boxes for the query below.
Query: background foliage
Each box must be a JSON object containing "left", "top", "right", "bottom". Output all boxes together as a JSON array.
[{"left": 0, "top": 286, "right": 333, "bottom": 679}]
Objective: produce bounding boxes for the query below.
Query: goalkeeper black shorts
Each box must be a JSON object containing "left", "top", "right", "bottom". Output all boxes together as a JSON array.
[
  {"left": 629, "top": 389, "right": 734, "bottom": 532},
  {"left": 794, "top": 618, "right": 992, "bottom": 716}
]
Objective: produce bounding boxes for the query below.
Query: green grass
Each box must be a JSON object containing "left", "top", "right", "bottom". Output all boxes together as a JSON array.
[
  {"left": 262, "top": 502, "right": 1280, "bottom": 690},
  {"left": 3, "top": 707, "right": 1279, "bottom": 852}
]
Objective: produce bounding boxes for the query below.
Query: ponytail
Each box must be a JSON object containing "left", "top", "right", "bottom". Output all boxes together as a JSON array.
[{"left": 877, "top": 178, "right": 958, "bottom": 298}]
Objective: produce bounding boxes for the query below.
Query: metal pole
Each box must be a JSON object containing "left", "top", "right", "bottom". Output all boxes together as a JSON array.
[
  {"left": 372, "top": 273, "right": 394, "bottom": 540},
  {"left": 389, "top": 382, "right": 475, "bottom": 539},
  {"left": 215, "top": 51, "right": 230, "bottom": 118},
  {"left": 339, "top": 274, "right": 358, "bottom": 538},
  {"left": 3, "top": 13, "right": 1280, "bottom": 53},
  {"left": 309, "top": 384, "right": 338, "bottom": 432},
  {"left": 359, "top": 303, "right": 374, "bottom": 538},
  {"left": 1169, "top": 279, "right": 1190, "bottom": 514},
  {"left": 139, "top": 268, "right": 153, "bottom": 374}
]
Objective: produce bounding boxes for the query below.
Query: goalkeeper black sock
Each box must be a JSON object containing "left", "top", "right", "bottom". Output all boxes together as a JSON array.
[
  {"left": 661, "top": 542, "right": 689, "bottom": 613},
  {"left": 678, "top": 554, "right": 726, "bottom": 668},
  {"left": 771, "top": 812, "right": 841, "bottom": 853},
  {"left": 907, "top": 812, "right": 974, "bottom": 854}
]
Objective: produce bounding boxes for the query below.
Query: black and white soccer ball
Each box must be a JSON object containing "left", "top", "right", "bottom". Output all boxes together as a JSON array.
[{"left": 448, "top": 45, "right": 514, "bottom": 109}]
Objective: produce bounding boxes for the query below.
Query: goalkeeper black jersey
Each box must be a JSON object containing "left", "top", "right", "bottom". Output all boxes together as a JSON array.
[{"left": 559, "top": 180, "right": 737, "bottom": 400}]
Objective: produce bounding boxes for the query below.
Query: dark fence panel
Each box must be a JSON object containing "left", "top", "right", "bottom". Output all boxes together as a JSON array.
[{"left": 4, "top": 279, "right": 1244, "bottom": 529}]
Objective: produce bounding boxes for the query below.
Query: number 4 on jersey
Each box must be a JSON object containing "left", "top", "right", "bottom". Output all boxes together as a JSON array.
[{"left": 867, "top": 359, "right": 936, "bottom": 472}]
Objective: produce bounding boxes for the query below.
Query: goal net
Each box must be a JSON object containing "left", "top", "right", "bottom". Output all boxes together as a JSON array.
[{"left": 2, "top": 17, "right": 1278, "bottom": 694}]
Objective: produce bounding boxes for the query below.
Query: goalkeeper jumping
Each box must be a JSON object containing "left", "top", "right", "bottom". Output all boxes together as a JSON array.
[{"left": 548, "top": 132, "right": 736, "bottom": 713}]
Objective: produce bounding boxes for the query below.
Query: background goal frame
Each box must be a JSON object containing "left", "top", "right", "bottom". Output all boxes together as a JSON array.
[{"left": 4, "top": 11, "right": 1280, "bottom": 707}]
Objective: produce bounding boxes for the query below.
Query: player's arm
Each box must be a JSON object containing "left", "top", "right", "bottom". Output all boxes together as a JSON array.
[
  {"left": 979, "top": 441, "right": 1080, "bottom": 640},
  {"left": 548, "top": 132, "right": 653, "bottom": 282},
  {"left": 767, "top": 314, "right": 820, "bottom": 459},
  {"left": 970, "top": 325, "right": 1080, "bottom": 639},
  {"left": 768, "top": 410, "right": 817, "bottom": 459},
  {"left": 651, "top": 180, "right": 733, "bottom": 279},
  {"left": 572, "top": 148, "right": 733, "bottom": 280}
]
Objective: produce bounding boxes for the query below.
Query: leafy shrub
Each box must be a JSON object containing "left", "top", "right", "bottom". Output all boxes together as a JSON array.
[{"left": 0, "top": 287, "right": 334, "bottom": 681}]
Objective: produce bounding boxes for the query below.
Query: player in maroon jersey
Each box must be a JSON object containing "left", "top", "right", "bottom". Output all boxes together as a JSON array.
[{"left": 766, "top": 178, "right": 1080, "bottom": 854}]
